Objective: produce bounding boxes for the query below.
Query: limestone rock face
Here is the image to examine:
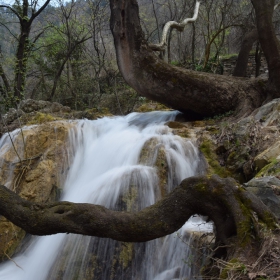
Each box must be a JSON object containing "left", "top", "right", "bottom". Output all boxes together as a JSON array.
[
  {"left": 0, "top": 121, "right": 75, "bottom": 260},
  {"left": 1, "top": 99, "right": 70, "bottom": 126},
  {"left": 0, "top": 99, "right": 112, "bottom": 139},
  {"left": 139, "top": 137, "right": 168, "bottom": 198},
  {"left": 245, "top": 176, "right": 280, "bottom": 219},
  {"left": 253, "top": 98, "right": 280, "bottom": 126}
]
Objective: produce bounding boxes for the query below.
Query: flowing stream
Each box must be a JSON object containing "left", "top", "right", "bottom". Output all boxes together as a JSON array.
[{"left": 0, "top": 111, "right": 212, "bottom": 279}]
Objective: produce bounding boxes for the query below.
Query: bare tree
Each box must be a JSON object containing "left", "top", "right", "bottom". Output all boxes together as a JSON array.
[
  {"left": 0, "top": 0, "right": 52, "bottom": 104},
  {"left": 48, "top": 0, "right": 91, "bottom": 100}
]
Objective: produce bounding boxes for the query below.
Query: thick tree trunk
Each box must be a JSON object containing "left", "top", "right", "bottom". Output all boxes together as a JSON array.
[
  {"left": 0, "top": 175, "right": 277, "bottom": 249},
  {"left": 14, "top": 21, "right": 31, "bottom": 100},
  {"left": 251, "top": 0, "right": 280, "bottom": 94},
  {"left": 109, "top": 0, "right": 266, "bottom": 117},
  {"left": 255, "top": 42, "right": 262, "bottom": 77},
  {"left": 233, "top": 29, "right": 258, "bottom": 77},
  {"left": 0, "top": 62, "right": 11, "bottom": 94}
]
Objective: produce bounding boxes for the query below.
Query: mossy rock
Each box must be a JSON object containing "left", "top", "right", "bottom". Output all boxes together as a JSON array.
[
  {"left": 199, "top": 139, "right": 230, "bottom": 178},
  {"left": 256, "top": 159, "right": 280, "bottom": 177},
  {"left": 0, "top": 121, "right": 74, "bottom": 260},
  {"left": 173, "top": 128, "right": 190, "bottom": 138},
  {"left": 27, "top": 112, "right": 62, "bottom": 125},
  {"left": 166, "top": 121, "right": 191, "bottom": 138},
  {"left": 205, "top": 125, "right": 219, "bottom": 134},
  {"left": 119, "top": 242, "right": 134, "bottom": 269},
  {"left": 166, "top": 121, "right": 187, "bottom": 129},
  {"left": 136, "top": 102, "right": 170, "bottom": 112},
  {"left": 0, "top": 218, "right": 26, "bottom": 261},
  {"left": 71, "top": 108, "right": 113, "bottom": 120},
  {"left": 192, "top": 121, "right": 205, "bottom": 127}
]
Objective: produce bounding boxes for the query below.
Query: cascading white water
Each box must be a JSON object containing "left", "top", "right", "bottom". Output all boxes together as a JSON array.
[{"left": 0, "top": 111, "right": 212, "bottom": 280}]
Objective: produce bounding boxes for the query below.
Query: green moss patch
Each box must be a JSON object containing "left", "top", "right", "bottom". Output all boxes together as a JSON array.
[
  {"left": 27, "top": 112, "right": 61, "bottom": 125},
  {"left": 119, "top": 243, "right": 134, "bottom": 269},
  {"left": 256, "top": 159, "right": 280, "bottom": 177},
  {"left": 136, "top": 102, "right": 170, "bottom": 112},
  {"left": 220, "top": 258, "right": 247, "bottom": 279},
  {"left": 200, "top": 139, "right": 230, "bottom": 178}
]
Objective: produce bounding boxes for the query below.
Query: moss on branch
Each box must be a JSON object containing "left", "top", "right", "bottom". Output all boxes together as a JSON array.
[{"left": 0, "top": 175, "right": 277, "bottom": 245}]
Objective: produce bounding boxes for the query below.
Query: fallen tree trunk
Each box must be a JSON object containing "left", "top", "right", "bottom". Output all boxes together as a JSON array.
[{"left": 109, "top": 0, "right": 268, "bottom": 117}]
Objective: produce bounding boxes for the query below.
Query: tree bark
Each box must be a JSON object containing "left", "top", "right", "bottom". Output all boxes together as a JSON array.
[
  {"left": 14, "top": 20, "right": 31, "bottom": 99},
  {"left": 109, "top": 0, "right": 267, "bottom": 117},
  {"left": 0, "top": 175, "right": 277, "bottom": 249},
  {"left": 0, "top": 62, "right": 11, "bottom": 94},
  {"left": 233, "top": 29, "right": 258, "bottom": 77},
  {"left": 251, "top": 0, "right": 280, "bottom": 94}
]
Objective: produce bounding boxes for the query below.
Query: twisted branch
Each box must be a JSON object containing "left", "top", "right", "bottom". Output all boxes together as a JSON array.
[
  {"left": 149, "top": 1, "right": 201, "bottom": 51},
  {"left": 0, "top": 175, "right": 277, "bottom": 246}
]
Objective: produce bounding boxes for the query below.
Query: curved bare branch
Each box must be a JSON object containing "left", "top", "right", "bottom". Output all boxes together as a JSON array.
[
  {"left": 0, "top": 4, "right": 21, "bottom": 20},
  {"left": 0, "top": 22, "right": 19, "bottom": 41},
  {"left": 149, "top": 1, "right": 201, "bottom": 51},
  {"left": 30, "top": 0, "right": 51, "bottom": 23}
]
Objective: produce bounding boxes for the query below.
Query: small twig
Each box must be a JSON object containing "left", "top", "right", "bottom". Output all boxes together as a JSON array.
[
  {"left": 12, "top": 153, "right": 42, "bottom": 164},
  {"left": 252, "top": 237, "right": 274, "bottom": 270},
  {"left": 259, "top": 261, "right": 274, "bottom": 273},
  {"left": 16, "top": 106, "right": 27, "bottom": 159},
  {"left": 0, "top": 114, "right": 22, "bottom": 163},
  {"left": 4, "top": 252, "right": 23, "bottom": 270}
]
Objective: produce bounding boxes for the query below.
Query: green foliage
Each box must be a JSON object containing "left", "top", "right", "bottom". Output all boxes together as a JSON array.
[
  {"left": 195, "top": 57, "right": 223, "bottom": 74},
  {"left": 170, "top": 61, "right": 180, "bottom": 66},
  {"left": 256, "top": 159, "right": 280, "bottom": 177},
  {"left": 0, "top": 93, "right": 21, "bottom": 111},
  {"left": 204, "top": 110, "right": 234, "bottom": 121},
  {"left": 220, "top": 53, "right": 238, "bottom": 60},
  {"left": 27, "top": 112, "right": 61, "bottom": 125},
  {"left": 220, "top": 259, "right": 248, "bottom": 279}
]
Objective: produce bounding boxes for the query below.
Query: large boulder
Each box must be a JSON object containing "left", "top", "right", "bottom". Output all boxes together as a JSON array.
[
  {"left": 0, "top": 121, "right": 75, "bottom": 260},
  {"left": 254, "top": 141, "right": 280, "bottom": 171},
  {"left": 244, "top": 176, "right": 280, "bottom": 219}
]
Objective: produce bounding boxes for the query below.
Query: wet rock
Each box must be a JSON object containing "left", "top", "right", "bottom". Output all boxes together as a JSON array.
[
  {"left": 139, "top": 138, "right": 168, "bottom": 197},
  {"left": 153, "top": 266, "right": 181, "bottom": 280},
  {"left": 244, "top": 176, "right": 280, "bottom": 219},
  {"left": 166, "top": 121, "right": 190, "bottom": 138},
  {"left": 166, "top": 121, "right": 187, "bottom": 129},
  {"left": 0, "top": 121, "right": 75, "bottom": 260}
]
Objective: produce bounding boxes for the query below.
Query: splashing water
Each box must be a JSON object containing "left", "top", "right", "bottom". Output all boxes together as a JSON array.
[{"left": 0, "top": 111, "right": 212, "bottom": 280}]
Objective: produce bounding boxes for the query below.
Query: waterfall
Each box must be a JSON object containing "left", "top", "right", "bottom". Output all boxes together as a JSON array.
[{"left": 0, "top": 111, "right": 212, "bottom": 279}]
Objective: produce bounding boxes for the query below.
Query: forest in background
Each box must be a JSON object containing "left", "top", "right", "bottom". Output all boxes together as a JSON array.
[{"left": 0, "top": 0, "right": 280, "bottom": 114}]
